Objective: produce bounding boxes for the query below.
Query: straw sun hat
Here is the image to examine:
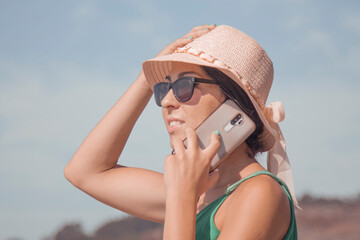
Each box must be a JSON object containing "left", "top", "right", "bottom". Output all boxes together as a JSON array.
[{"left": 142, "top": 25, "right": 299, "bottom": 208}]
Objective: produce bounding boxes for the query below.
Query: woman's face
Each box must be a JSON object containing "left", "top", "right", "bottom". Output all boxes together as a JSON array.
[{"left": 160, "top": 62, "right": 226, "bottom": 148}]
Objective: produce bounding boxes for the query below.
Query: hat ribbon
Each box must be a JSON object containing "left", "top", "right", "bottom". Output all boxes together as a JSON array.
[{"left": 263, "top": 102, "right": 301, "bottom": 210}]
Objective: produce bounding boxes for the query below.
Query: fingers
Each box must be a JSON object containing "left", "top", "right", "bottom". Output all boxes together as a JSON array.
[
  {"left": 155, "top": 38, "right": 193, "bottom": 57},
  {"left": 203, "top": 131, "right": 221, "bottom": 160},
  {"left": 184, "top": 128, "right": 220, "bottom": 163},
  {"left": 155, "top": 24, "right": 216, "bottom": 57},
  {"left": 172, "top": 129, "right": 220, "bottom": 173},
  {"left": 188, "top": 24, "right": 217, "bottom": 35},
  {"left": 185, "top": 127, "right": 198, "bottom": 151},
  {"left": 182, "top": 24, "right": 216, "bottom": 40},
  {"left": 172, "top": 135, "right": 185, "bottom": 157}
]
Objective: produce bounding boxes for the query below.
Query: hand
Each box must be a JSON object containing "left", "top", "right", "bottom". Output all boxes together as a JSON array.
[
  {"left": 163, "top": 127, "right": 221, "bottom": 199},
  {"left": 155, "top": 24, "right": 216, "bottom": 57}
]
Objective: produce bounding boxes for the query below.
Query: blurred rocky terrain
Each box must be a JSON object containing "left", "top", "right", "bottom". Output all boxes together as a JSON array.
[
  {"left": 295, "top": 194, "right": 360, "bottom": 240},
  {"left": 8, "top": 194, "right": 360, "bottom": 240}
]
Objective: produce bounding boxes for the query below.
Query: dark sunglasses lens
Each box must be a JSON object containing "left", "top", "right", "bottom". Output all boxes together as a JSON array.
[
  {"left": 173, "top": 78, "right": 194, "bottom": 102},
  {"left": 154, "top": 83, "right": 169, "bottom": 106}
]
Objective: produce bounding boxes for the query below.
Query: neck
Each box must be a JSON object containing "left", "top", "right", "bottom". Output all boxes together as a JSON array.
[{"left": 212, "top": 143, "right": 265, "bottom": 190}]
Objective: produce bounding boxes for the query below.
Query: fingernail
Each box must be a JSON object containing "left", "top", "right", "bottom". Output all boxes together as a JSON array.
[
  {"left": 187, "top": 36, "right": 193, "bottom": 39},
  {"left": 215, "top": 130, "right": 220, "bottom": 136},
  {"left": 209, "top": 24, "right": 215, "bottom": 26},
  {"left": 204, "top": 28, "right": 210, "bottom": 31}
]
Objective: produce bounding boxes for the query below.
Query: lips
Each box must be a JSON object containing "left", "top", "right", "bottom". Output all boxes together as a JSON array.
[{"left": 167, "top": 118, "right": 185, "bottom": 133}]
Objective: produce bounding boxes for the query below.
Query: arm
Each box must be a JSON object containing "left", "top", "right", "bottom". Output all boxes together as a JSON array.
[
  {"left": 64, "top": 24, "right": 216, "bottom": 223},
  {"left": 64, "top": 70, "right": 168, "bottom": 221},
  {"left": 163, "top": 128, "right": 221, "bottom": 239}
]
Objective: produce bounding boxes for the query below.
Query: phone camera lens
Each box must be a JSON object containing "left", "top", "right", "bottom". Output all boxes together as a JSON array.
[{"left": 230, "top": 114, "right": 243, "bottom": 125}]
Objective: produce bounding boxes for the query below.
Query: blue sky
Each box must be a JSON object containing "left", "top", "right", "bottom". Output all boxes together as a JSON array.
[{"left": 1, "top": 0, "right": 360, "bottom": 239}]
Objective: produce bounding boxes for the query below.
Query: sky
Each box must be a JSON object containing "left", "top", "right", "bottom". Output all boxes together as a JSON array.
[{"left": 1, "top": 0, "right": 359, "bottom": 239}]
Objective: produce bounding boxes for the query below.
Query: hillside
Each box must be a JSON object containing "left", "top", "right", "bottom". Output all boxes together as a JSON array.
[
  {"left": 295, "top": 194, "right": 360, "bottom": 240},
  {"left": 34, "top": 194, "right": 360, "bottom": 240}
]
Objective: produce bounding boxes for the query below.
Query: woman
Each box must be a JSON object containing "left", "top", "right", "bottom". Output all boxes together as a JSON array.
[{"left": 65, "top": 24, "right": 298, "bottom": 239}]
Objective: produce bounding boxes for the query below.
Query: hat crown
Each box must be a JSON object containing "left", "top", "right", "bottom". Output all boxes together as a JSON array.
[{"left": 187, "top": 25, "right": 274, "bottom": 105}]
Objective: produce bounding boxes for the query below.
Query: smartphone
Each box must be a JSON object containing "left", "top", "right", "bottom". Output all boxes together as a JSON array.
[{"left": 183, "top": 99, "right": 256, "bottom": 172}]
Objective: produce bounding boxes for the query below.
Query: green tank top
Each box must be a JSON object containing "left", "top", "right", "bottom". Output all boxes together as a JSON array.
[{"left": 195, "top": 170, "right": 298, "bottom": 240}]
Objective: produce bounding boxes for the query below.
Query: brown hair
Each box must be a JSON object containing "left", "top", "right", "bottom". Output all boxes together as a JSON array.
[{"left": 201, "top": 66, "right": 265, "bottom": 157}]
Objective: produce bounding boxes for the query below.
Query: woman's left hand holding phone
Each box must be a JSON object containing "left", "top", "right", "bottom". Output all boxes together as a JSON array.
[{"left": 163, "top": 127, "right": 221, "bottom": 240}]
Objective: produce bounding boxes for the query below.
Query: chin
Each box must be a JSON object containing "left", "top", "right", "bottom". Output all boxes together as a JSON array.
[{"left": 168, "top": 131, "right": 186, "bottom": 150}]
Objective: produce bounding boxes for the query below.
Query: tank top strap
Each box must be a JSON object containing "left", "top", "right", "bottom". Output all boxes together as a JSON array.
[
  {"left": 196, "top": 170, "right": 298, "bottom": 239},
  {"left": 225, "top": 170, "right": 278, "bottom": 195}
]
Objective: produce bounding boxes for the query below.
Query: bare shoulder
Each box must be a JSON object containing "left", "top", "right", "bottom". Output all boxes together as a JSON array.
[
  {"left": 234, "top": 174, "right": 290, "bottom": 208},
  {"left": 217, "top": 174, "right": 291, "bottom": 240}
]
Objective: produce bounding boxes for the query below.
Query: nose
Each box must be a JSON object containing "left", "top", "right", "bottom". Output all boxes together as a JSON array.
[{"left": 161, "top": 89, "right": 180, "bottom": 109}]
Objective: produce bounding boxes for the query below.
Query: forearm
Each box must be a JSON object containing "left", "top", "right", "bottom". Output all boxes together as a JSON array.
[
  {"left": 65, "top": 71, "right": 153, "bottom": 182},
  {"left": 163, "top": 192, "right": 198, "bottom": 240}
]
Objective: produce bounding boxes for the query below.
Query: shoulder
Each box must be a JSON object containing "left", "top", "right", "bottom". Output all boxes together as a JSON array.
[
  {"left": 234, "top": 174, "right": 288, "bottom": 204},
  {"left": 217, "top": 174, "right": 291, "bottom": 240}
]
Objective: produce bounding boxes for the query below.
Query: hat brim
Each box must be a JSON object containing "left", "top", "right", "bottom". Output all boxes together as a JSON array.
[{"left": 143, "top": 53, "right": 276, "bottom": 151}]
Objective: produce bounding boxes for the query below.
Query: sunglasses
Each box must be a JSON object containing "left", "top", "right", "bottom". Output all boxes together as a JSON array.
[{"left": 153, "top": 77, "right": 218, "bottom": 106}]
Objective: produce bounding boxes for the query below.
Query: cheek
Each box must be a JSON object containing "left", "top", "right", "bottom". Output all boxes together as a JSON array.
[{"left": 183, "top": 89, "right": 223, "bottom": 129}]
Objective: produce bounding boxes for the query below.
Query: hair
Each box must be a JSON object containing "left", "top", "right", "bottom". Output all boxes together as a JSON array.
[{"left": 201, "top": 66, "right": 265, "bottom": 157}]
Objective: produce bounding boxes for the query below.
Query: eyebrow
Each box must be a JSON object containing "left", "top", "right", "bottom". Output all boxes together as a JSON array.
[{"left": 165, "top": 71, "right": 202, "bottom": 82}]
